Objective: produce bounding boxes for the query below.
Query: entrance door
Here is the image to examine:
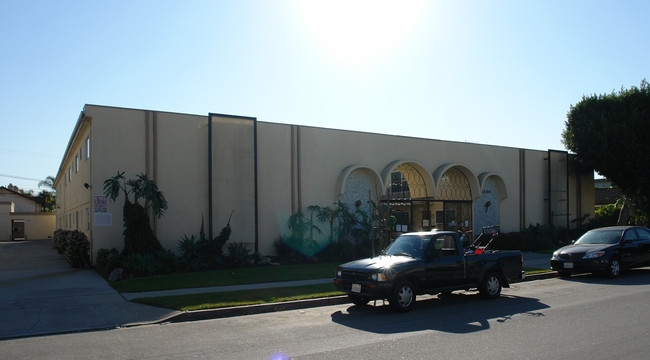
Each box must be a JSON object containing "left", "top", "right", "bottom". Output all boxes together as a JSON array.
[{"left": 12, "top": 220, "right": 25, "bottom": 241}]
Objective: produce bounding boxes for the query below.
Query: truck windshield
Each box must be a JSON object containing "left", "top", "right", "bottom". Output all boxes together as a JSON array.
[{"left": 385, "top": 235, "right": 431, "bottom": 258}]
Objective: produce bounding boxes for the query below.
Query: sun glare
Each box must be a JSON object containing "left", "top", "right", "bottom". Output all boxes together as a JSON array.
[{"left": 295, "top": 0, "right": 427, "bottom": 66}]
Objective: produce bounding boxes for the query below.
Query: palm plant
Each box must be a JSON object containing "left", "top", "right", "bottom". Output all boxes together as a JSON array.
[
  {"left": 314, "top": 205, "right": 338, "bottom": 243},
  {"left": 38, "top": 175, "right": 55, "bottom": 190},
  {"left": 103, "top": 171, "right": 167, "bottom": 255}
]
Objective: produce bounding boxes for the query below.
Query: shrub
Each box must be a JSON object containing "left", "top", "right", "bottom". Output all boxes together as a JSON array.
[
  {"left": 226, "top": 242, "right": 252, "bottom": 267},
  {"left": 590, "top": 203, "right": 620, "bottom": 228},
  {"left": 121, "top": 251, "right": 175, "bottom": 278},
  {"left": 64, "top": 231, "right": 91, "bottom": 268},
  {"left": 95, "top": 248, "right": 122, "bottom": 278},
  {"left": 52, "top": 229, "right": 71, "bottom": 254},
  {"left": 274, "top": 236, "right": 308, "bottom": 264},
  {"left": 491, "top": 232, "right": 536, "bottom": 251}
]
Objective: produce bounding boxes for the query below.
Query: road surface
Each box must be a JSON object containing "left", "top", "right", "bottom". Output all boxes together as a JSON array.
[{"left": 3, "top": 269, "right": 650, "bottom": 359}]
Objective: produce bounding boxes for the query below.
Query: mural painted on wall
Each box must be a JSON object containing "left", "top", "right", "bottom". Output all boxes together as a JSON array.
[
  {"left": 340, "top": 169, "right": 378, "bottom": 217},
  {"left": 473, "top": 177, "right": 500, "bottom": 236}
]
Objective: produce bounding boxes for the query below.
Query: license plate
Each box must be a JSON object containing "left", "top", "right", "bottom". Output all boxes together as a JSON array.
[
  {"left": 351, "top": 283, "right": 361, "bottom": 293},
  {"left": 564, "top": 262, "right": 574, "bottom": 269}
]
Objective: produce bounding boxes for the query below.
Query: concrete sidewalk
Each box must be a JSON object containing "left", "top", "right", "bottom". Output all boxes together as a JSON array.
[
  {"left": 122, "top": 278, "right": 333, "bottom": 300},
  {"left": 0, "top": 240, "right": 178, "bottom": 340}
]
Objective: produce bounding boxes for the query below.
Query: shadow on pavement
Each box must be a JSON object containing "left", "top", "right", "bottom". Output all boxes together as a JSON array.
[
  {"left": 555, "top": 268, "right": 650, "bottom": 286},
  {"left": 330, "top": 292, "right": 549, "bottom": 334}
]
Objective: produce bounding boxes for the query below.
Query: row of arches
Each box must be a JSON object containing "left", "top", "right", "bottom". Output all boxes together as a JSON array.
[{"left": 336, "top": 161, "right": 508, "bottom": 236}]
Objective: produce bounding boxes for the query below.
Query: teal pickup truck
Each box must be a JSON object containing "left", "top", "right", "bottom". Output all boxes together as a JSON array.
[{"left": 334, "top": 229, "right": 525, "bottom": 312}]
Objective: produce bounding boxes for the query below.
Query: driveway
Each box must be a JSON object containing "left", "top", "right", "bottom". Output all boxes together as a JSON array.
[{"left": 0, "top": 240, "right": 177, "bottom": 339}]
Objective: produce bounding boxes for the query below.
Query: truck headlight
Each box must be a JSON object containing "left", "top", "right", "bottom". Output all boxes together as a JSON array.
[{"left": 371, "top": 272, "right": 386, "bottom": 282}]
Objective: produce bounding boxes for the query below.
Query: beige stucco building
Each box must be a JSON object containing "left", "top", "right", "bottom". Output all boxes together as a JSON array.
[
  {"left": 54, "top": 104, "right": 594, "bottom": 262},
  {"left": 0, "top": 186, "right": 56, "bottom": 241}
]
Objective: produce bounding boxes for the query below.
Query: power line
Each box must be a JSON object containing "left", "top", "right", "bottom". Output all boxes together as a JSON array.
[{"left": 0, "top": 173, "right": 44, "bottom": 182}]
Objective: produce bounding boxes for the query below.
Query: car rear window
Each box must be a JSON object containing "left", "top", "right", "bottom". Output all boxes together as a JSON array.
[{"left": 636, "top": 228, "right": 650, "bottom": 241}]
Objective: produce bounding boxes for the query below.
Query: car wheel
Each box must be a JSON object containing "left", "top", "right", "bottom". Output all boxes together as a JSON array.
[
  {"left": 389, "top": 279, "right": 416, "bottom": 312},
  {"left": 607, "top": 257, "right": 621, "bottom": 278},
  {"left": 479, "top": 272, "right": 502, "bottom": 299},
  {"left": 349, "top": 295, "right": 369, "bottom": 306}
]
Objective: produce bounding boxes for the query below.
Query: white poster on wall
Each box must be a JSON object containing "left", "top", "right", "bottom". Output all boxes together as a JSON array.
[
  {"left": 94, "top": 212, "right": 112, "bottom": 227},
  {"left": 94, "top": 195, "right": 112, "bottom": 226}
]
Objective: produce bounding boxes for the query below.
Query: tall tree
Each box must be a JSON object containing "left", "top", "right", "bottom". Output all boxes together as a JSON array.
[
  {"left": 38, "top": 176, "right": 55, "bottom": 191},
  {"left": 562, "top": 80, "right": 650, "bottom": 224},
  {"left": 38, "top": 176, "right": 56, "bottom": 212}
]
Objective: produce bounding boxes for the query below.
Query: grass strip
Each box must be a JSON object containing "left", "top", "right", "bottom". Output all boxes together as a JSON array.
[
  {"left": 132, "top": 268, "right": 551, "bottom": 311},
  {"left": 132, "top": 283, "right": 344, "bottom": 311},
  {"left": 111, "top": 262, "right": 339, "bottom": 293},
  {"left": 524, "top": 267, "right": 551, "bottom": 274}
]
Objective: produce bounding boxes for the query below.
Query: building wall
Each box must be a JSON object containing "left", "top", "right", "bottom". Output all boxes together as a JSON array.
[
  {"left": 522, "top": 149, "right": 549, "bottom": 227},
  {"left": 155, "top": 111, "right": 209, "bottom": 252},
  {"left": 209, "top": 114, "right": 256, "bottom": 249},
  {"left": 55, "top": 114, "right": 92, "bottom": 245},
  {"left": 0, "top": 189, "right": 38, "bottom": 212},
  {"left": 0, "top": 202, "right": 56, "bottom": 241},
  {"left": 0, "top": 202, "right": 11, "bottom": 240},
  {"left": 8, "top": 213, "right": 56, "bottom": 240},
  {"left": 256, "top": 123, "right": 295, "bottom": 254},
  {"left": 55, "top": 105, "right": 595, "bottom": 261}
]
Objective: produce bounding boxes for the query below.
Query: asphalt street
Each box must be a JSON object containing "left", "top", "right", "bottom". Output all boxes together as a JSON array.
[{"left": 3, "top": 269, "right": 650, "bottom": 359}]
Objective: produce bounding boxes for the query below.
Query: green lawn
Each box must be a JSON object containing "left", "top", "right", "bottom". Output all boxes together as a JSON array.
[
  {"left": 524, "top": 267, "right": 551, "bottom": 275},
  {"left": 111, "top": 262, "right": 339, "bottom": 293},
  {"left": 118, "top": 264, "right": 552, "bottom": 311}
]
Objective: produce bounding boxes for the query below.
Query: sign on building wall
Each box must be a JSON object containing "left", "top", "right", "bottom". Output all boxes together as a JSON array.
[{"left": 93, "top": 195, "right": 112, "bottom": 227}]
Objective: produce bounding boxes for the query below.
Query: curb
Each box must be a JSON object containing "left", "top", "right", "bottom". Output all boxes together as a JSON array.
[
  {"left": 161, "top": 296, "right": 350, "bottom": 324},
  {"left": 155, "top": 271, "right": 559, "bottom": 324},
  {"left": 522, "top": 271, "right": 558, "bottom": 281}
]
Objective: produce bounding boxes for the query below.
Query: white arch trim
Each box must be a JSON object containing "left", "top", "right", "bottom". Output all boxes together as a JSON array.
[
  {"left": 335, "top": 165, "right": 384, "bottom": 199},
  {"left": 478, "top": 172, "right": 508, "bottom": 200},
  {"left": 381, "top": 160, "right": 435, "bottom": 198},
  {"left": 432, "top": 163, "right": 481, "bottom": 200}
]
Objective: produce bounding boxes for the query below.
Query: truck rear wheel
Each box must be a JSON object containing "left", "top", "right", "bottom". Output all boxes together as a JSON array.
[
  {"left": 479, "top": 272, "right": 502, "bottom": 299},
  {"left": 389, "top": 279, "right": 416, "bottom": 312}
]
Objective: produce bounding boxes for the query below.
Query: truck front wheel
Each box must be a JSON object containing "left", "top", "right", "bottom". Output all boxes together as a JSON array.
[
  {"left": 479, "top": 272, "right": 502, "bottom": 299},
  {"left": 389, "top": 280, "right": 416, "bottom": 312}
]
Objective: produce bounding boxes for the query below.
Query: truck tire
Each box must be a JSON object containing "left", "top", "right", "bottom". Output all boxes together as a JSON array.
[
  {"left": 389, "top": 279, "right": 416, "bottom": 312},
  {"left": 479, "top": 272, "right": 502, "bottom": 299}
]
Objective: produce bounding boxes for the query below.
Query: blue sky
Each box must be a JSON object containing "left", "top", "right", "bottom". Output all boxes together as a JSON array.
[{"left": 1, "top": 0, "right": 648, "bottom": 193}]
